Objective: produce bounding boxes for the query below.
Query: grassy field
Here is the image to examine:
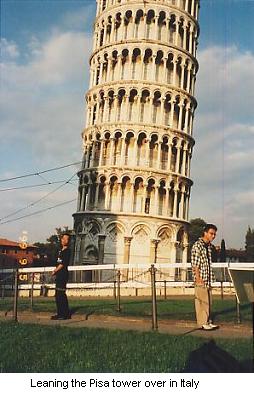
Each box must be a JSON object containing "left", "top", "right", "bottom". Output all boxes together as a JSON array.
[
  {"left": 0, "top": 321, "right": 253, "bottom": 373},
  {"left": 0, "top": 296, "right": 252, "bottom": 324}
]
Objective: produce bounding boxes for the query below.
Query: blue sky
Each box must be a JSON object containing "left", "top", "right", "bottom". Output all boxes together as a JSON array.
[
  {"left": 2, "top": 0, "right": 253, "bottom": 49},
  {"left": 199, "top": 0, "right": 254, "bottom": 51},
  {"left": 0, "top": 0, "right": 253, "bottom": 249}
]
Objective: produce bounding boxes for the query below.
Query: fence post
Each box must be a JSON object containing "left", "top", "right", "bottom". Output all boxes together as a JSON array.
[
  {"left": 116, "top": 270, "right": 121, "bottom": 312},
  {"left": 220, "top": 281, "right": 224, "bottom": 300},
  {"left": 164, "top": 280, "right": 167, "bottom": 300},
  {"left": 150, "top": 264, "right": 158, "bottom": 330},
  {"left": 236, "top": 297, "right": 241, "bottom": 324},
  {"left": 113, "top": 280, "right": 116, "bottom": 299},
  {"left": 1, "top": 276, "right": 5, "bottom": 299},
  {"left": 30, "top": 272, "right": 34, "bottom": 310},
  {"left": 13, "top": 268, "right": 19, "bottom": 322}
]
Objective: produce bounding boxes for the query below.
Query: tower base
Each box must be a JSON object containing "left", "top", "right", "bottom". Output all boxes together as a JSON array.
[{"left": 73, "top": 211, "right": 189, "bottom": 265}]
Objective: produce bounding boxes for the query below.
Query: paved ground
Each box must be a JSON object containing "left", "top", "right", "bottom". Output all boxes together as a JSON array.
[{"left": 0, "top": 310, "right": 252, "bottom": 339}]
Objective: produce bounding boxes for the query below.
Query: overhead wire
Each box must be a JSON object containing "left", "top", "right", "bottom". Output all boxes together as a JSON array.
[
  {"left": 0, "top": 199, "right": 77, "bottom": 225},
  {"left": 0, "top": 161, "right": 82, "bottom": 183},
  {"left": 0, "top": 179, "right": 78, "bottom": 192},
  {"left": 0, "top": 172, "right": 77, "bottom": 222},
  {"left": 36, "top": 173, "right": 51, "bottom": 184}
]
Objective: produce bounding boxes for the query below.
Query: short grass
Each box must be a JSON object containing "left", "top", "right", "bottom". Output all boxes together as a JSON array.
[
  {"left": 0, "top": 296, "right": 252, "bottom": 324},
  {"left": 0, "top": 321, "right": 253, "bottom": 373}
]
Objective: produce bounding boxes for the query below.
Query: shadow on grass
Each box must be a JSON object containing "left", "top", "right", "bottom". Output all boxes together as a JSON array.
[
  {"left": 213, "top": 303, "right": 253, "bottom": 321},
  {"left": 69, "top": 306, "right": 97, "bottom": 320},
  {"left": 68, "top": 299, "right": 195, "bottom": 320},
  {"left": 66, "top": 299, "right": 159, "bottom": 320},
  {"left": 69, "top": 306, "right": 84, "bottom": 315},
  {"left": 1, "top": 298, "right": 252, "bottom": 325},
  {"left": 183, "top": 339, "right": 253, "bottom": 373},
  {"left": 240, "top": 359, "right": 254, "bottom": 373}
]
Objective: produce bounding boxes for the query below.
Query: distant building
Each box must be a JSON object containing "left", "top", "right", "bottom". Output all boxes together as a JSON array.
[
  {"left": 226, "top": 249, "right": 246, "bottom": 263},
  {"left": 214, "top": 245, "right": 247, "bottom": 263},
  {"left": 0, "top": 238, "right": 37, "bottom": 268}
]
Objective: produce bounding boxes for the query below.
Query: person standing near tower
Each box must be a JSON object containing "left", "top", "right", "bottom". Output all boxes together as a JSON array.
[
  {"left": 51, "top": 234, "right": 71, "bottom": 320},
  {"left": 191, "top": 224, "right": 219, "bottom": 330}
]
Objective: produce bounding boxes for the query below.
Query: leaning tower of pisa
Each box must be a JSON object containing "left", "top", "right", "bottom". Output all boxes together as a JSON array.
[{"left": 73, "top": 0, "right": 200, "bottom": 266}]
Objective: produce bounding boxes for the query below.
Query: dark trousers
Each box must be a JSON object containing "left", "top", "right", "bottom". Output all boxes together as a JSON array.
[{"left": 55, "top": 279, "right": 70, "bottom": 317}]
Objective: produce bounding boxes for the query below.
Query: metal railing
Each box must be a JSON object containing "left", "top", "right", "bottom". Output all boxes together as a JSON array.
[{"left": 0, "top": 262, "right": 253, "bottom": 329}]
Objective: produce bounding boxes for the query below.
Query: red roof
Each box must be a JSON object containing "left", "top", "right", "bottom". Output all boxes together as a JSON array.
[{"left": 0, "top": 238, "right": 37, "bottom": 249}]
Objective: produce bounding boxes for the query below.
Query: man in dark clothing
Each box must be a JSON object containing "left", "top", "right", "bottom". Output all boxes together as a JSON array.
[{"left": 51, "top": 234, "right": 71, "bottom": 320}]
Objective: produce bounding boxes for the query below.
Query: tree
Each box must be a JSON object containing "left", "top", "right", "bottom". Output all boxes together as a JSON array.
[
  {"left": 245, "top": 226, "right": 254, "bottom": 262},
  {"left": 187, "top": 218, "right": 206, "bottom": 261},
  {"left": 220, "top": 239, "right": 226, "bottom": 262},
  {"left": 188, "top": 218, "right": 206, "bottom": 248}
]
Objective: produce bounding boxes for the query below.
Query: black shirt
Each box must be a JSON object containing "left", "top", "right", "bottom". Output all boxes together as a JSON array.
[
  {"left": 56, "top": 247, "right": 70, "bottom": 282},
  {"left": 204, "top": 242, "right": 211, "bottom": 286}
]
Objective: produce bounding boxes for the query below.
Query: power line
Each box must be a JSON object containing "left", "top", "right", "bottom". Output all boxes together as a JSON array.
[
  {"left": 0, "top": 199, "right": 76, "bottom": 225},
  {"left": 0, "top": 161, "right": 82, "bottom": 183},
  {"left": 37, "top": 174, "right": 51, "bottom": 184},
  {"left": 0, "top": 179, "right": 78, "bottom": 192},
  {"left": 0, "top": 172, "right": 77, "bottom": 222}
]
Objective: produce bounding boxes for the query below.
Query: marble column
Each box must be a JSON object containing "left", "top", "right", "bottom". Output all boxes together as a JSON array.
[
  {"left": 157, "top": 141, "right": 162, "bottom": 169},
  {"left": 176, "top": 143, "right": 181, "bottom": 173},
  {"left": 173, "top": 188, "right": 178, "bottom": 217},
  {"left": 81, "top": 186, "right": 86, "bottom": 211},
  {"left": 124, "top": 237, "right": 133, "bottom": 264},
  {"left": 104, "top": 182, "right": 110, "bottom": 210},
  {"left": 98, "top": 234, "right": 106, "bottom": 264},
  {"left": 150, "top": 239, "right": 160, "bottom": 263},
  {"left": 79, "top": 234, "right": 86, "bottom": 264},
  {"left": 180, "top": 243, "right": 189, "bottom": 281},
  {"left": 164, "top": 186, "right": 170, "bottom": 216}
]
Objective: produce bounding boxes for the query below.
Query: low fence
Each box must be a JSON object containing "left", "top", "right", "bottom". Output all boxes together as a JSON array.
[
  {"left": 0, "top": 263, "right": 253, "bottom": 329},
  {"left": 0, "top": 262, "right": 241, "bottom": 292}
]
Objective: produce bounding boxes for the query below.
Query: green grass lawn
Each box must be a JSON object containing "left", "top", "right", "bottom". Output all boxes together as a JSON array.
[
  {"left": 0, "top": 296, "right": 252, "bottom": 324},
  {"left": 0, "top": 321, "right": 253, "bottom": 373}
]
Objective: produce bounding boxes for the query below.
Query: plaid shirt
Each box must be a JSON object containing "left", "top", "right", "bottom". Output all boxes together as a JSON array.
[{"left": 191, "top": 238, "right": 215, "bottom": 287}]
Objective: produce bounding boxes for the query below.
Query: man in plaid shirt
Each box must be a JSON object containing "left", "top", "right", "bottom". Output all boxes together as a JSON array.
[{"left": 191, "top": 223, "right": 219, "bottom": 330}]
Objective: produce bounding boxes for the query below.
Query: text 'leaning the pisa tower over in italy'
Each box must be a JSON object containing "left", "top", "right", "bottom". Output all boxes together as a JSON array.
[{"left": 73, "top": 0, "right": 200, "bottom": 266}]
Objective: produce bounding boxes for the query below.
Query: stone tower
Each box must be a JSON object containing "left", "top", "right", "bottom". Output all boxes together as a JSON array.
[{"left": 73, "top": 0, "right": 200, "bottom": 266}]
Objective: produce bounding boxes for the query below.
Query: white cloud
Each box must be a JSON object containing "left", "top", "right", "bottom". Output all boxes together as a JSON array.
[
  {"left": 31, "top": 32, "right": 91, "bottom": 85},
  {"left": 1, "top": 32, "right": 91, "bottom": 88},
  {"left": 0, "top": 29, "right": 91, "bottom": 242},
  {"left": 193, "top": 46, "right": 254, "bottom": 182},
  {"left": 0, "top": 179, "right": 78, "bottom": 243},
  {"left": 196, "top": 46, "right": 254, "bottom": 122},
  {"left": 0, "top": 32, "right": 92, "bottom": 163},
  {"left": 1, "top": 38, "right": 20, "bottom": 59},
  {"left": 226, "top": 190, "right": 254, "bottom": 216},
  {"left": 0, "top": 2, "right": 96, "bottom": 243},
  {"left": 59, "top": 4, "right": 96, "bottom": 31},
  {"left": 190, "top": 46, "right": 254, "bottom": 247}
]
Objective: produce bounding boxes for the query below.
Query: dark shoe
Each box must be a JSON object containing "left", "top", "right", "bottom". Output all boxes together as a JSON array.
[
  {"left": 51, "top": 315, "right": 60, "bottom": 320},
  {"left": 58, "top": 315, "right": 71, "bottom": 320}
]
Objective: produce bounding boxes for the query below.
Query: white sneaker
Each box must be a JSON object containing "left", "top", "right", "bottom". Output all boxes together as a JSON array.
[
  {"left": 202, "top": 323, "right": 215, "bottom": 330},
  {"left": 209, "top": 322, "right": 219, "bottom": 329}
]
